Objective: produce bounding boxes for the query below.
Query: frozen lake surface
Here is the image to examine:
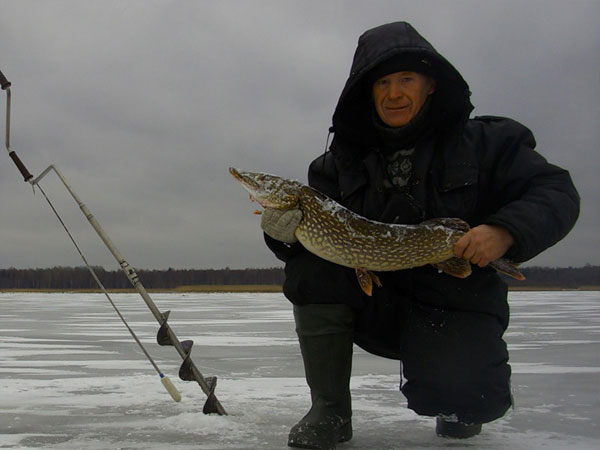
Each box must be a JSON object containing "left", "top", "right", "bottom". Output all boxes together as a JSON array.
[{"left": 1, "top": 291, "right": 599, "bottom": 449}]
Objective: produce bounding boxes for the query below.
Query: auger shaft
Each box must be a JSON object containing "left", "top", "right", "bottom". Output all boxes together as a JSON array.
[{"left": 31, "top": 166, "right": 226, "bottom": 415}]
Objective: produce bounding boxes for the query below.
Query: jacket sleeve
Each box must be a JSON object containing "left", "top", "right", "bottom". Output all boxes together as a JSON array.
[
  {"left": 478, "top": 117, "right": 580, "bottom": 262},
  {"left": 263, "top": 233, "right": 304, "bottom": 263}
]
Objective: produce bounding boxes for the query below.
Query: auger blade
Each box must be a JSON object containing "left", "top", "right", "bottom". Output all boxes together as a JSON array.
[
  {"left": 156, "top": 310, "right": 172, "bottom": 345},
  {"left": 155, "top": 312, "right": 225, "bottom": 414},
  {"left": 202, "top": 376, "right": 219, "bottom": 414},
  {"left": 179, "top": 352, "right": 196, "bottom": 381},
  {"left": 181, "top": 339, "right": 193, "bottom": 354}
]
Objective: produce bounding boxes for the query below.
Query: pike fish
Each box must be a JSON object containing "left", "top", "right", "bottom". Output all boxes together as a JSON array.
[{"left": 230, "top": 167, "right": 524, "bottom": 295}]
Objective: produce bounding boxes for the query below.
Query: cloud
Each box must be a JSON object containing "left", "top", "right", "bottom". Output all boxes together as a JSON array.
[{"left": 1, "top": 0, "right": 598, "bottom": 269}]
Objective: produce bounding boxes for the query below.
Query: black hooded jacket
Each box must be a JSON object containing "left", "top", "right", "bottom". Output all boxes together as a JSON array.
[{"left": 266, "top": 22, "right": 579, "bottom": 330}]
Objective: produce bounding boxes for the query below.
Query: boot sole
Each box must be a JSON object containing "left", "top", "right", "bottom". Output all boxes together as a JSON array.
[
  {"left": 436, "top": 418, "right": 482, "bottom": 439},
  {"left": 288, "top": 421, "right": 352, "bottom": 449}
]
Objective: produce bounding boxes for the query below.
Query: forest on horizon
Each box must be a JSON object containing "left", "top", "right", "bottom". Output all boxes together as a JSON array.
[{"left": 1, "top": 265, "right": 599, "bottom": 290}]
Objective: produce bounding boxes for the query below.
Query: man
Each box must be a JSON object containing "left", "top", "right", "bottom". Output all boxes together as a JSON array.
[{"left": 262, "top": 22, "right": 579, "bottom": 449}]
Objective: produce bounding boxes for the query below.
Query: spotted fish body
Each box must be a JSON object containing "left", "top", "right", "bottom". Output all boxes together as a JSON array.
[
  {"left": 296, "top": 187, "right": 463, "bottom": 271},
  {"left": 230, "top": 168, "right": 524, "bottom": 291}
]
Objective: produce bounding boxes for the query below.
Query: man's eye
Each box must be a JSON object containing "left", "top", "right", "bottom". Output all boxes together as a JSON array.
[{"left": 401, "top": 77, "right": 413, "bottom": 83}]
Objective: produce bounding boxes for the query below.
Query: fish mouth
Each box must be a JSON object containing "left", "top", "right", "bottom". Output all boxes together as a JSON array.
[
  {"left": 229, "top": 167, "right": 269, "bottom": 206},
  {"left": 229, "top": 167, "right": 258, "bottom": 192},
  {"left": 229, "top": 167, "right": 245, "bottom": 183},
  {"left": 230, "top": 167, "right": 298, "bottom": 209}
]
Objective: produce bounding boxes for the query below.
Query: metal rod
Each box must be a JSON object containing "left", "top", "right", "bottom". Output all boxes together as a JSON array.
[
  {"left": 2, "top": 73, "right": 32, "bottom": 181},
  {"left": 31, "top": 165, "right": 226, "bottom": 415},
  {"left": 34, "top": 182, "right": 181, "bottom": 402},
  {"left": 4, "top": 86, "right": 10, "bottom": 150},
  {"left": 36, "top": 182, "right": 163, "bottom": 374}
]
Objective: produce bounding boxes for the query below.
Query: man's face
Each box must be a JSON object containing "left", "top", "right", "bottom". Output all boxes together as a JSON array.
[{"left": 372, "top": 71, "right": 436, "bottom": 127}]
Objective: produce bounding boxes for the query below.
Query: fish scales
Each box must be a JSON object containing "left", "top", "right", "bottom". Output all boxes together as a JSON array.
[
  {"left": 229, "top": 168, "right": 524, "bottom": 281},
  {"left": 295, "top": 189, "right": 459, "bottom": 271}
]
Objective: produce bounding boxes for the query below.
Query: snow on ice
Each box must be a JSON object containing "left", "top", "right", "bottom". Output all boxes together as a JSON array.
[{"left": 1, "top": 291, "right": 599, "bottom": 449}]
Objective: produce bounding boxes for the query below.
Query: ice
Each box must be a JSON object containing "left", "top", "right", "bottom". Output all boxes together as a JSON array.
[{"left": 1, "top": 291, "right": 598, "bottom": 449}]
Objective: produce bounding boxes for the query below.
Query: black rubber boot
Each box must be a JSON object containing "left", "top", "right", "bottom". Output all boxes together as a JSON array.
[
  {"left": 436, "top": 417, "right": 482, "bottom": 438},
  {"left": 288, "top": 304, "right": 354, "bottom": 450}
]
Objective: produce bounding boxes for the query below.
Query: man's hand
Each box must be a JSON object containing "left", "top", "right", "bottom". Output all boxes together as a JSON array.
[
  {"left": 454, "top": 224, "right": 514, "bottom": 267},
  {"left": 260, "top": 208, "right": 303, "bottom": 244}
]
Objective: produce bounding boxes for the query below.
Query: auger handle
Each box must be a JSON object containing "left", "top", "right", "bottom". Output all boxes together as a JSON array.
[
  {"left": 1, "top": 68, "right": 33, "bottom": 181},
  {"left": 9, "top": 151, "right": 33, "bottom": 181},
  {"left": 0, "top": 70, "right": 10, "bottom": 90}
]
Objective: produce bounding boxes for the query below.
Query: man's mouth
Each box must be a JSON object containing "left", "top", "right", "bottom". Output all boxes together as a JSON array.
[{"left": 386, "top": 105, "right": 409, "bottom": 111}]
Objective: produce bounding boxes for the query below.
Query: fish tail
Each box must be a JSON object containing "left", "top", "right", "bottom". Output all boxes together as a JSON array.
[{"left": 489, "top": 258, "right": 525, "bottom": 280}]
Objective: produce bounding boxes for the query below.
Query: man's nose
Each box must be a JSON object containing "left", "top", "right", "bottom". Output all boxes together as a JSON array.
[{"left": 388, "top": 80, "right": 404, "bottom": 99}]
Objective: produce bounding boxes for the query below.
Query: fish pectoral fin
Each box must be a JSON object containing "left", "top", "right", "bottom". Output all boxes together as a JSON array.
[
  {"left": 355, "top": 268, "right": 382, "bottom": 296},
  {"left": 355, "top": 268, "right": 372, "bottom": 296},
  {"left": 432, "top": 257, "right": 472, "bottom": 279},
  {"left": 370, "top": 271, "right": 382, "bottom": 288}
]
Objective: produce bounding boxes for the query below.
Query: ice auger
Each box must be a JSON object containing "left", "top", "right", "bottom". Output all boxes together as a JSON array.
[{"left": 1, "top": 69, "right": 226, "bottom": 415}]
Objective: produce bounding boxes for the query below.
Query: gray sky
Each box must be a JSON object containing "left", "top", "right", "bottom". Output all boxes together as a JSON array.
[{"left": 0, "top": 0, "right": 598, "bottom": 270}]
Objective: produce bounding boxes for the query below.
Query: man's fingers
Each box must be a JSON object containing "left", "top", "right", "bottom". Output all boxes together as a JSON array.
[
  {"left": 454, "top": 230, "right": 489, "bottom": 265},
  {"left": 453, "top": 233, "right": 470, "bottom": 258},
  {"left": 462, "top": 245, "right": 477, "bottom": 261},
  {"left": 472, "top": 256, "right": 489, "bottom": 267},
  {"left": 453, "top": 225, "right": 514, "bottom": 267}
]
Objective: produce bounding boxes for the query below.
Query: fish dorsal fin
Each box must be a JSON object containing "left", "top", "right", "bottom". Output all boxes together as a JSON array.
[
  {"left": 420, "top": 217, "right": 470, "bottom": 233},
  {"left": 432, "top": 257, "right": 472, "bottom": 278}
]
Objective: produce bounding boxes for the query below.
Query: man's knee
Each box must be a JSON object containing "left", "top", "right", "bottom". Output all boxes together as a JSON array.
[
  {"left": 402, "top": 364, "right": 512, "bottom": 423},
  {"left": 400, "top": 305, "right": 512, "bottom": 423},
  {"left": 282, "top": 252, "right": 365, "bottom": 306}
]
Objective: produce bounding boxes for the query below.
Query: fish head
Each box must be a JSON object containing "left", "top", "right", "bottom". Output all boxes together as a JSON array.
[{"left": 229, "top": 167, "right": 301, "bottom": 209}]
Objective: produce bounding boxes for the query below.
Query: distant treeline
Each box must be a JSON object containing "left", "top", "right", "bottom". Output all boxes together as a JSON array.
[
  {"left": 500, "top": 265, "right": 600, "bottom": 288},
  {"left": 0, "top": 266, "right": 285, "bottom": 290},
  {"left": 0, "top": 265, "right": 598, "bottom": 290}
]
